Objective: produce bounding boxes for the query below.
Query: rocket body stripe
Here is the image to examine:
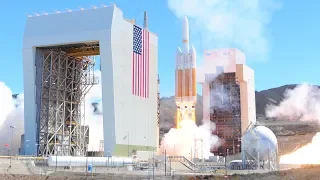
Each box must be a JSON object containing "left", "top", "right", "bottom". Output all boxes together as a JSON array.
[
  {"left": 192, "top": 68, "right": 196, "bottom": 96},
  {"left": 178, "top": 70, "right": 183, "bottom": 97}
]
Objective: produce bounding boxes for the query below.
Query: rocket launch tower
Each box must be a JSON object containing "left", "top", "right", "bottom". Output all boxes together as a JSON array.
[{"left": 175, "top": 16, "right": 197, "bottom": 128}]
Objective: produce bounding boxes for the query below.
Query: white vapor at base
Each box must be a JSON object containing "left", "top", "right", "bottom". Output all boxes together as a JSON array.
[
  {"left": 266, "top": 84, "right": 320, "bottom": 164},
  {"left": 159, "top": 119, "right": 221, "bottom": 159},
  {"left": 84, "top": 70, "right": 104, "bottom": 152},
  {"left": 0, "top": 82, "right": 24, "bottom": 155}
]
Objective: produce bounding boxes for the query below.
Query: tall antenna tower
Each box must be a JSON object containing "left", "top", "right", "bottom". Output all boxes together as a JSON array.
[{"left": 143, "top": 11, "right": 148, "bottom": 30}]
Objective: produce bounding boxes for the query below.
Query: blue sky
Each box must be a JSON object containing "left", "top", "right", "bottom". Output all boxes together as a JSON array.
[{"left": 0, "top": 0, "right": 319, "bottom": 97}]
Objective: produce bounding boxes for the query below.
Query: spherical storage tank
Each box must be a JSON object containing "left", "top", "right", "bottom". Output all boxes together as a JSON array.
[{"left": 242, "top": 126, "right": 278, "bottom": 161}]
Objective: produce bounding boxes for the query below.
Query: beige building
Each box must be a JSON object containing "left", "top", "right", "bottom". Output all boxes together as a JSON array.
[{"left": 198, "top": 48, "right": 256, "bottom": 156}]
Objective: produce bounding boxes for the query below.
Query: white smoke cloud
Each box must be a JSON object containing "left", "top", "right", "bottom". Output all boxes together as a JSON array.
[
  {"left": 266, "top": 84, "right": 320, "bottom": 122},
  {"left": 160, "top": 77, "right": 239, "bottom": 159},
  {"left": 265, "top": 84, "right": 320, "bottom": 164},
  {"left": 159, "top": 80, "right": 236, "bottom": 159},
  {"left": 0, "top": 82, "right": 15, "bottom": 128},
  {"left": 209, "top": 80, "right": 240, "bottom": 113},
  {"left": 159, "top": 119, "right": 221, "bottom": 159},
  {"left": 168, "top": 0, "right": 282, "bottom": 60},
  {"left": 84, "top": 70, "right": 104, "bottom": 152},
  {"left": 0, "top": 82, "right": 24, "bottom": 155}
]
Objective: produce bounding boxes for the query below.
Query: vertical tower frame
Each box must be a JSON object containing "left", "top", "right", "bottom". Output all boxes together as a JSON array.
[
  {"left": 35, "top": 48, "right": 97, "bottom": 156},
  {"left": 209, "top": 72, "right": 242, "bottom": 156}
]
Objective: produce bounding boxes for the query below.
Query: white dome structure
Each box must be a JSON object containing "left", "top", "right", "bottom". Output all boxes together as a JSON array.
[{"left": 241, "top": 125, "right": 279, "bottom": 170}]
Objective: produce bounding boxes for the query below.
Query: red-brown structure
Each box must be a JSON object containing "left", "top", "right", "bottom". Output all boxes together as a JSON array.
[
  {"left": 208, "top": 72, "right": 241, "bottom": 156},
  {"left": 199, "top": 48, "right": 256, "bottom": 157}
]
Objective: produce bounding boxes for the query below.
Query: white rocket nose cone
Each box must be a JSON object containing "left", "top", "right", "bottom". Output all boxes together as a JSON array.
[
  {"left": 182, "top": 16, "right": 189, "bottom": 42},
  {"left": 183, "top": 16, "right": 188, "bottom": 25}
]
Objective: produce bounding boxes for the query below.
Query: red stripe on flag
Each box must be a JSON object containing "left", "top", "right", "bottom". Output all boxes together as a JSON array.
[
  {"left": 139, "top": 40, "right": 142, "bottom": 97},
  {"left": 132, "top": 26, "right": 150, "bottom": 98},
  {"left": 147, "top": 31, "right": 149, "bottom": 98},
  {"left": 132, "top": 53, "right": 134, "bottom": 95},
  {"left": 144, "top": 31, "right": 147, "bottom": 97},
  {"left": 142, "top": 31, "right": 145, "bottom": 97},
  {"left": 143, "top": 31, "right": 148, "bottom": 97},
  {"left": 137, "top": 53, "right": 139, "bottom": 95},
  {"left": 146, "top": 32, "right": 149, "bottom": 98},
  {"left": 135, "top": 54, "right": 139, "bottom": 95}
]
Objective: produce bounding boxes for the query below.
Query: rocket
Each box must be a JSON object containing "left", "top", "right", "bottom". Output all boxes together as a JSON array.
[{"left": 175, "top": 16, "right": 197, "bottom": 129}]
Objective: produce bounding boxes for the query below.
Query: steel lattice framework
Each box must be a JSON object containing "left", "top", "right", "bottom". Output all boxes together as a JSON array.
[
  {"left": 35, "top": 49, "right": 98, "bottom": 156},
  {"left": 208, "top": 72, "right": 242, "bottom": 156}
]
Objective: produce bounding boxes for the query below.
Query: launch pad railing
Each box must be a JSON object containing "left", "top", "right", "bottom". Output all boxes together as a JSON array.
[{"left": 167, "top": 156, "right": 196, "bottom": 171}]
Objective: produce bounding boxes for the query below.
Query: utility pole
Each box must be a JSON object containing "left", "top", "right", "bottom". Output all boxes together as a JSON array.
[
  {"left": 194, "top": 135, "right": 196, "bottom": 160},
  {"left": 164, "top": 150, "right": 166, "bottom": 176},
  {"left": 55, "top": 150, "right": 58, "bottom": 171},
  {"left": 225, "top": 149, "right": 229, "bottom": 176},
  {"left": 152, "top": 151, "right": 155, "bottom": 180},
  {"left": 127, "top": 132, "right": 129, "bottom": 157},
  {"left": 201, "top": 138, "right": 204, "bottom": 162},
  {"left": 9, "top": 125, "right": 15, "bottom": 168}
]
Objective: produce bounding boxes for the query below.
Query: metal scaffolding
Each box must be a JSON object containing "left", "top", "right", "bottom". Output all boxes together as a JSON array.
[
  {"left": 208, "top": 72, "right": 242, "bottom": 156},
  {"left": 35, "top": 49, "right": 98, "bottom": 156}
]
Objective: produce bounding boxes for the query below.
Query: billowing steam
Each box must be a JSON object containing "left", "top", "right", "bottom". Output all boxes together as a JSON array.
[
  {"left": 168, "top": 0, "right": 282, "bottom": 60},
  {"left": 159, "top": 119, "right": 221, "bottom": 159},
  {"left": 0, "top": 82, "right": 24, "bottom": 155},
  {"left": 159, "top": 72, "right": 238, "bottom": 159},
  {"left": 209, "top": 80, "right": 240, "bottom": 113},
  {"left": 84, "top": 70, "right": 104, "bottom": 152},
  {"left": 266, "top": 84, "right": 320, "bottom": 122},
  {"left": 0, "top": 70, "right": 104, "bottom": 155},
  {"left": 266, "top": 84, "right": 320, "bottom": 164}
]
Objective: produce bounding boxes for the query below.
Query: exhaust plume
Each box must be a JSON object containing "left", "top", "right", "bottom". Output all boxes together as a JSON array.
[
  {"left": 160, "top": 69, "right": 236, "bottom": 159},
  {"left": 159, "top": 119, "right": 221, "bottom": 159},
  {"left": 266, "top": 84, "right": 320, "bottom": 164},
  {"left": 168, "top": 0, "right": 282, "bottom": 60},
  {"left": 159, "top": 80, "right": 234, "bottom": 158}
]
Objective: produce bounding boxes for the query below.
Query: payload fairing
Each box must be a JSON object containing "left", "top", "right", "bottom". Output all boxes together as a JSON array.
[{"left": 175, "top": 16, "right": 197, "bottom": 128}]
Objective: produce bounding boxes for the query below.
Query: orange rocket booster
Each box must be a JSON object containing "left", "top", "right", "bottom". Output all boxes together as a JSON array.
[{"left": 175, "top": 16, "right": 197, "bottom": 129}]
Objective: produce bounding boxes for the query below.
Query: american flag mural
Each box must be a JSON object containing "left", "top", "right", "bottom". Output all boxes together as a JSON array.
[{"left": 132, "top": 25, "right": 150, "bottom": 98}]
